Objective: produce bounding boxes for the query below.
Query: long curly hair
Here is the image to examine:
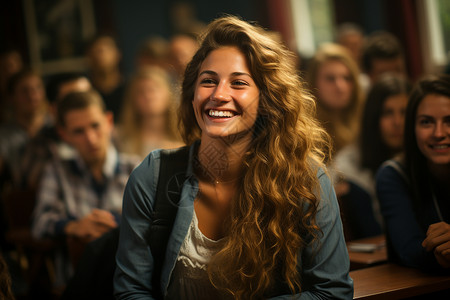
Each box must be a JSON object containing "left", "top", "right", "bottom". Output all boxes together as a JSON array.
[
  {"left": 179, "top": 15, "right": 331, "bottom": 298},
  {"left": 306, "top": 43, "right": 363, "bottom": 155}
]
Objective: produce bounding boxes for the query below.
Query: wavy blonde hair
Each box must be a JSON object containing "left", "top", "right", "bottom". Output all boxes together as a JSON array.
[
  {"left": 306, "top": 43, "right": 363, "bottom": 154},
  {"left": 179, "top": 15, "right": 331, "bottom": 299},
  {"left": 118, "top": 66, "right": 180, "bottom": 156}
]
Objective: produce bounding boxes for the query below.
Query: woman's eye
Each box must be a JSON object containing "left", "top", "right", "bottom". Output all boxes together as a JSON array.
[
  {"left": 232, "top": 80, "right": 248, "bottom": 86},
  {"left": 200, "top": 78, "right": 216, "bottom": 85},
  {"left": 381, "top": 109, "right": 393, "bottom": 117},
  {"left": 325, "top": 75, "right": 335, "bottom": 82},
  {"left": 418, "top": 118, "right": 432, "bottom": 126}
]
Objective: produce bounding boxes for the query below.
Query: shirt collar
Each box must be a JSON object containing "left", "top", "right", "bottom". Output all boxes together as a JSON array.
[{"left": 63, "top": 144, "right": 119, "bottom": 179}]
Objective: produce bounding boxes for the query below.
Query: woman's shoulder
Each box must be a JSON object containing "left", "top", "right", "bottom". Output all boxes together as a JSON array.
[
  {"left": 377, "top": 157, "right": 408, "bottom": 183},
  {"left": 127, "top": 148, "right": 164, "bottom": 185},
  {"left": 134, "top": 144, "right": 191, "bottom": 175}
]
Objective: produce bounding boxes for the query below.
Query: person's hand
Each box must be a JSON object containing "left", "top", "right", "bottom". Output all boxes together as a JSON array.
[
  {"left": 64, "top": 209, "right": 118, "bottom": 241},
  {"left": 422, "top": 222, "right": 450, "bottom": 268},
  {"left": 88, "top": 208, "right": 118, "bottom": 229}
]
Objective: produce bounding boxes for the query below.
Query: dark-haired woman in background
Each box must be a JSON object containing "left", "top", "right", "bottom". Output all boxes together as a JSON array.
[
  {"left": 333, "top": 73, "right": 410, "bottom": 240},
  {"left": 376, "top": 74, "right": 450, "bottom": 272}
]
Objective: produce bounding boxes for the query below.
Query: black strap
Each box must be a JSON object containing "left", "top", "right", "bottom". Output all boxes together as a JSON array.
[{"left": 149, "top": 146, "right": 190, "bottom": 299}]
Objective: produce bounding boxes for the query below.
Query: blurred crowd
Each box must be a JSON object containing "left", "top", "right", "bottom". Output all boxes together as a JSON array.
[{"left": 0, "top": 16, "right": 448, "bottom": 299}]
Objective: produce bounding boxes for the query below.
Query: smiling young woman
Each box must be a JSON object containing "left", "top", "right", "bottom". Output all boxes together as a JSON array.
[
  {"left": 114, "top": 15, "right": 353, "bottom": 300},
  {"left": 376, "top": 74, "right": 450, "bottom": 272}
]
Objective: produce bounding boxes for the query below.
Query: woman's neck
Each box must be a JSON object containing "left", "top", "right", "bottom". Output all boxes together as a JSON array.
[{"left": 197, "top": 136, "right": 249, "bottom": 184}]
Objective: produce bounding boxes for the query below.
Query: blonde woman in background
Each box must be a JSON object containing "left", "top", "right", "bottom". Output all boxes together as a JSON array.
[
  {"left": 306, "top": 43, "right": 364, "bottom": 157},
  {"left": 117, "top": 66, "right": 183, "bottom": 159}
]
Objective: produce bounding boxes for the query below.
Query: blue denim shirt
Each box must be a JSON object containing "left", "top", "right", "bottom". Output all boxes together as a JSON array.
[{"left": 114, "top": 144, "right": 353, "bottom": 299}]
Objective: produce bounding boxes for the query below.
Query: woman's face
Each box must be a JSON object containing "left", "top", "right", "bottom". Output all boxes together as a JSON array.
[
  {"left": 87, "top": 37, "right": 120, "bottom": 71},
  {"left": 132, "top": 77, "right": 170, "bottom": 117},
  {"left": 415, "top": 94, "right": 450, "bottom": 167},
  {"left": 316, "top": 60, "right": 354, "bottom": 111},
  {"left": 379, "top": 93, "right": 408, "bottom": 151},
  {"left": 192, "top": 46, "right": 260, "bottom": 142}
]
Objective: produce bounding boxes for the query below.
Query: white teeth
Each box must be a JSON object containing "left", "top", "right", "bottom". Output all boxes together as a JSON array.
[
  {"left": 432, "top": 145, "right": 449, "bottom": 149},
  {"left": 208, "top": 110, "right": 234, "bottom": 117}
]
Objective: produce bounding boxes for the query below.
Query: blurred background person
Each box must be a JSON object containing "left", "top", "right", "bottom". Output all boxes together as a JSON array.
[
  {"left": 31, "top": 90, "right": 138, "bottom": 289},
  {"left": 18, "top": 72, "right": 92, "bottom": 191},
  {"left": 306, "top": 43, "right": 364, "bottom": 158},
  {"left": 168, "top": 33, "right": 200, "bottom": 84},
  {"left": 376, "top": 73, "right": 450, "bottom": 273},
  {"left": 362, "top": 31, "right": 407, "bottom": 87},
  {"left": 0, "top": 70, "right": 50, "bottom": 284},
  {"left": 0, "top": 46, "right": 24, "bottom": 123},
  {"left": 117, "top": 66, "right": 183, "bottom": 160},
  {"left": 134, "top": 36, "right": 170, "bottom": 72},
  {"left": 336, "top": 22, "right": 365, "bottom": 69},
  {"left": 85, "top": 34, "right": 126, "bottom": 123},
  {"left": 169, "top": 1, "right": 205, "bottom": 38},
  {"left": 335, "top": 22, "right": 369, "bottom": 92},
  {"left": 0, "top": 69, "right": 50, "bottom": 186},
  {"left": 333, "top": 73, "right": 411, "bottom": 240}
]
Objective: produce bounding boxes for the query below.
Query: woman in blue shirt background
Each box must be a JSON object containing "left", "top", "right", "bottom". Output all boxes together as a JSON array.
[{"left": 376, "top": 74, "right": 450, "bottom": 272}]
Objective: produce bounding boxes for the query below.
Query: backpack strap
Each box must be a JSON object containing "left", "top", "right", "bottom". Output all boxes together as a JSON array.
[{"left": 149, "top": 146, "right": 190, "bottom": 299}]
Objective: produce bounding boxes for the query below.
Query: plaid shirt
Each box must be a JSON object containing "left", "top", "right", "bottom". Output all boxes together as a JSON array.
[{"left": 32, "top": 144, "right": 139, "bottom": 239}]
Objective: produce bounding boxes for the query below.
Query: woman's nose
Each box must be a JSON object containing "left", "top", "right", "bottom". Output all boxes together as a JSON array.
[
  {"left": 433, "top": 122, "right": 445, "bottom": 139},
  {"left": 211, "top": 81, "right": 231, "bottom": 102}
]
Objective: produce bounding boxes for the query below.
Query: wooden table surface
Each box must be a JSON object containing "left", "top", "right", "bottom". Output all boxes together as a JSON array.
[
  {"left": 351, "top": 263, "right": 450, "bottom": 299},
  {"left": 347, "top": 235, "right": 387, "bottom": 270}
]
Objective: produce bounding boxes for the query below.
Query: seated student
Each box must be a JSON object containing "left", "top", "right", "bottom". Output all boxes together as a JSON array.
[
  {"left": 85, "top": 34, "right": 126, "bottom": 122},
  {"left": 332, "top": 73, "right": 411, "bottom": 240},
  {"left": 115, "top": 15, "right": 352, "bottom": 299},
  {"left": 18, "top": 72, "right": 92, "bottom": 190},
  {"left": 31, "top": 90, "right": 138, "bottom": 287},
  {"left": 362, "top": 31, "right": 407, "bottom": 87},
  {"left": 306, "top": 43, "right": 364, "bottom": 157},
  {"left": 335, "top": 23, "right": 370, "bottom": 93},
  {"left": 117, "top": 66, "right": 183, "bottom": 159},
  {"left": 135, "top": 36, "right": 170, "bottom": 71},
  {"left": 0, "top": 68, "right": 52, "bottom": 194},
  {"left": 376, "top": 74, "right": 450, "bottom": 272},
  {"left": 168, "top": 33, "right": 199, "bottom": 84},
  {"left": 0, "top": 46, "right": 24, "bottom": 122}
]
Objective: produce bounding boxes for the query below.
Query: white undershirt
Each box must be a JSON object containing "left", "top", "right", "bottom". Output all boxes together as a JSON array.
[{"left": 165, "top": 212, "right": 230, "bottom": 299}]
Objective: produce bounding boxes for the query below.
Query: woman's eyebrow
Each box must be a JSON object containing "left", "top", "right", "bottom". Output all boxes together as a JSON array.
[
  {"left": 231, "top": 72, "right": 252, "bottom": 78},
  {"left": 416, "top": 114, "right": 433, "bottom": 119},
  {"left": 199, "top": 70, "right": 217, "bottom": 76},
  {"left": 198, "top": 70, "right": 252, "bottom": 77}
]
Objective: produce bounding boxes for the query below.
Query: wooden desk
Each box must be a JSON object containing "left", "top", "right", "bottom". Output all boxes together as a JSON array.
[
  {"left": 351, "top": 263, "right": 450, "bottom": 299},
  {"left": 347, "top": 235, "right": 387, "bottom": 270}
]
